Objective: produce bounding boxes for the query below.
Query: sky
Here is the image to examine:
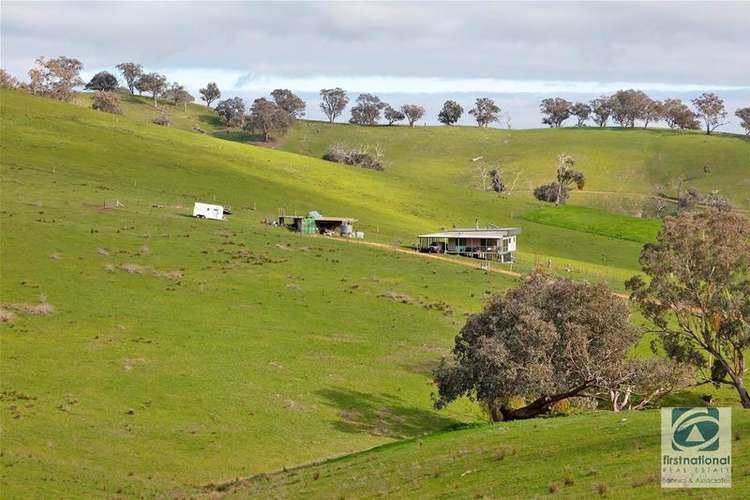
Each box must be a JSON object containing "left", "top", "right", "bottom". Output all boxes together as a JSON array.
[{"left": 2, "top": 1, "right": 748, "bottom": 131}]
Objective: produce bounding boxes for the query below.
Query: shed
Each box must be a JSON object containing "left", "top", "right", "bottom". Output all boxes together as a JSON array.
[{"left": 279, "top": 211, "right": 359, "bottom": 236}]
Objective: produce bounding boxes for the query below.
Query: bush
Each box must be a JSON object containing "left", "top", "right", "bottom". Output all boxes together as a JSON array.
[
  {"left": 152, "top": 114, "right": 170, "bottom": 126},
  {"left": 92, "top": 91, "right": 122, "bottom": 114},
  {"left": 533, "top": 182, "right": 568, "bottom": 203},
  {"left": 323, "top": 143, "right": 384, "bottom": 171},
  {"left": 677, "top": 188, "right": 731, "bottom": 212}
]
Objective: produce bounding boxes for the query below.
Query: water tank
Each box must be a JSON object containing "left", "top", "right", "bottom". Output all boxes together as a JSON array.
[{"left": 340, "top": 223, "right": 353, "bottom": 235}]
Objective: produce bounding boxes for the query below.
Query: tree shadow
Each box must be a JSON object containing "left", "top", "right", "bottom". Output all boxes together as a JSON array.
[
  {"left": 661, "top": 390, "right": 710, "bottom": 407},
  {"left": 316, "top": 387, "right": 459, "bottom": 439},
  {"left": 211, "top": 129, "right": 266, "bottom": 143},
  {"left": 198, "top": 113, "right": 225, "bottom": 128}
]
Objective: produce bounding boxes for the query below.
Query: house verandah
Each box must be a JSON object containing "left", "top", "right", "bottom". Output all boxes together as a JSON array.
[{"left": 416, "top": 227, "right": 521, "bottom": 262}]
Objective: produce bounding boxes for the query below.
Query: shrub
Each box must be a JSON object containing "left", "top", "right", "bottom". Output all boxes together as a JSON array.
[
  {"left": 533, "top": 182, "right": 568, "bottom": 203},
  {"left": 677, "top": 188, "right": 731, "bottom": 212},
  {"left": 323, "top": 143, "right": 384, "bottom": 171},
  {"left": 152, "top": 114, "right": 170, "bottom": 126},
  {"left": 92, "top": 91, "right": 122, "bottom": 114}
]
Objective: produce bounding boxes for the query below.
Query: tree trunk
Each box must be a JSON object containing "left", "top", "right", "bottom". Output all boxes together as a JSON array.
[
  {"left": 498, "top": 383, "right": 590, "bottom": 421},
  {"left": 729, "top": 372, "right": 750, "bottom": 408},
  {"left": 153, "top": 93, "right": 157, "bottom": 108},
  {"left": 715, "top": 352, "right": 750, "bottom": 408}
]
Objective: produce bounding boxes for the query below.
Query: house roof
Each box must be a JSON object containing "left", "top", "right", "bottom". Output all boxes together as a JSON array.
[
  {"left": 418, "top": 228, "right": 521, "bottom": 239},
  {"left": 284, "top": 215, "right": 357, "bottom": 223}
]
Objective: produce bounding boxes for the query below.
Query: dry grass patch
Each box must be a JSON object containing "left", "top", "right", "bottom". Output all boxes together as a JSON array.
[
  {"left": 379, "top": 291, "right": 414, "bottom": 304},
  {"left": 2, "top": 298, "right": 55, "bottom": 317},
  {"left": 119, "top": 263, "right": 146, "bottom": 274},
  {"left": 0, "top": 308, "right": 17, "bottom": 322},
  {"left": 156, "top": 270, "right": 183, "bottom": 281}
]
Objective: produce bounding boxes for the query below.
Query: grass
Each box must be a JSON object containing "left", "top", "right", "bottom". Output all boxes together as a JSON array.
[
  {"left": 2, "top": 90, "right": 749, "bottom": 497},
  {"left": 282, "top": 120, "right": 750, "bottom": 211},
  {"left": 521, "top": 205, "right": 662, "bottom": 244},
  {"left": 218, "top": 410, "right": 750, "bottom": 498}
]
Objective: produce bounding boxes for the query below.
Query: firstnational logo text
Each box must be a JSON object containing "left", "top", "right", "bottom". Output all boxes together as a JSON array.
[{"left": 661, "top": 407, "right": 731, "bottom": 488}]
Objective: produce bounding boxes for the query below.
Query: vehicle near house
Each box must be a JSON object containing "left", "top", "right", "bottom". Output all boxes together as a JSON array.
[
  {"left": 192, "top": 202, "right": 226, "bottom": 221},
  {"left": 416, "top": 226, "right": 520, "bottom": 262}
]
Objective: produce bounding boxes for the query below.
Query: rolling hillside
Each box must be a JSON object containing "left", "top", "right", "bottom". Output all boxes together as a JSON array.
[
  {"left": 220, "top": 410, "right": 750, "bottom": 499},
  {"left": 1, "top": 90, "right": 749, "bottom": 497},
  {"left": 282, "top": 120, "right": 750, "bottom": 212}
]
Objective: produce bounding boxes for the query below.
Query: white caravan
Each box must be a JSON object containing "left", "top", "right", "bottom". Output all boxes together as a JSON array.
[{"left": 192, "top": 202, "right": 225, "bottom": 221}]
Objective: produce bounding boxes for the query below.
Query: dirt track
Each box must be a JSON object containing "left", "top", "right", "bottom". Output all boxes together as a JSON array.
[{"left": 333, "top": 236, "right": 631, "bottom": 299}]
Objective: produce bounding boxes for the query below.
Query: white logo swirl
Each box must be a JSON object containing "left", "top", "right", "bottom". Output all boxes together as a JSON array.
[{"left": 672, "top": 408, "right": 720, "bottom": 451}]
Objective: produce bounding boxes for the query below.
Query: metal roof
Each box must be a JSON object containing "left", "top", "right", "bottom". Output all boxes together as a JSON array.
[
  {"left": 418, "top": 228, "right": 521, "bottom": 239},
  {"left": 284, "top": 215, "right": 357, "bottom": 223}
]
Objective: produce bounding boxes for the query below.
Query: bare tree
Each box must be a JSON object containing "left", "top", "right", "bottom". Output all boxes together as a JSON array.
[
  {"left": 604, "top": 359, "right": 692, "bottom": 412},
  {"left": 383, "top": 105, "right": 405, "bottom": 125},
  {"left": 540, "top": 97, "right": 572, "bottom": 127},
  {"left": 737, "top": 107, "right": 750, "bottom": 135},
  {"left": 433, "top": 271, "right": 640, "bottom": 421},
  {"left": 438, "top": 100, "right": 463, "bottom": 125},
  {"left": 115, "top": 63, "right": 143, "bottom": 95},
  {"left": 27, "top": 56, "right": 83, "bottom": 101},
  {"left": 199, "top": 82, "right": 221, "bottom": 108},
  {"left": 626, "top": 210, "right": 750, "bottom": 407},
  {"left": 319, "top": 87, "right": 349, "bottom": 123},
  {"left": 401, "top": 104, "right": 425, "bottom": 127},
  {"left": 271, "top": 89, "right": 305, "bottom": 119},
  {"left": 136, "top": 72, "right": 167, "bottom": 107},
  {"left": 0, "top": 69, "right": 19, "bottom": 89},
  {"left": 691, "top": 92, "right": 727, "bottom": 135},
  {"left": 589, "top": 95, "right": 613, "bottom": 127},
  {"left": 349, "top": 93, "right": 386, "bottom": 126},
  {"left": 469, "top": 97, "right": 500, "bottom": 127},
  {"left": 246, "top": 97, "right": 291, "bottom": 141},
  {"left": 569, "top": 102, "right": 591, "bottom": 127}
]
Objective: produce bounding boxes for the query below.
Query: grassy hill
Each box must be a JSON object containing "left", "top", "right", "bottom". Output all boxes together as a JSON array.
[
  {"left": 1, "top": 90, "right": 749, "bottom": 497},
  {"left": 220, "top": 410, "right": 750, "bottom": 498},
  {"left": 282, "top": 120, "right": 750, "bottom": 212}
]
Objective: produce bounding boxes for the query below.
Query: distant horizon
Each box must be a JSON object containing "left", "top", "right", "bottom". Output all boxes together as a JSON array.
[{"left": 4, "top": 1, "right": 747, "bottom": 132}]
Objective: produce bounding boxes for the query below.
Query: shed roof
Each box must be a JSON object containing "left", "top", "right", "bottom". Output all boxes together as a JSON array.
[
  {"left": 285, "top": 215, "right": 357, "bottom": 223},
  {"left": 418, "top": 228, "right": 521, "bottom": 239}
]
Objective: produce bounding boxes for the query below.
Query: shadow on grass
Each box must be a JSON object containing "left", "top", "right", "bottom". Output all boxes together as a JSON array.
[
  {"left": 661, "top": 390, "right": 712, "bottom": 407},
  {"left": 211, "top": 129, "right": 267, "bottom": 143},
  {"left": 316, "top": 387, "right": 458, "bottom": 439},
  {"left": 198, "top": 113, "right": 225, "bottom": 128}
]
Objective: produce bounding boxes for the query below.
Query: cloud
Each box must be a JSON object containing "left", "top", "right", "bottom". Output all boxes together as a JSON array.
[
  {"left": 2, "top": 1, "right": 749, "bottom": 84},
  {"left": 2, "top": 1, "right": 748, "bottom": 131}
]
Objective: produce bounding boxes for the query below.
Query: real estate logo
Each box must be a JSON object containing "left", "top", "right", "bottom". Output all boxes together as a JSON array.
[{"left": 662, "top": 407, "right": 731, "bottom": 488}]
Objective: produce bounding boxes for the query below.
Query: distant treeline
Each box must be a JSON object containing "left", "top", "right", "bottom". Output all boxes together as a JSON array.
[{"left": 2, "top": 57, "right": 749, "bottom": 137}]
